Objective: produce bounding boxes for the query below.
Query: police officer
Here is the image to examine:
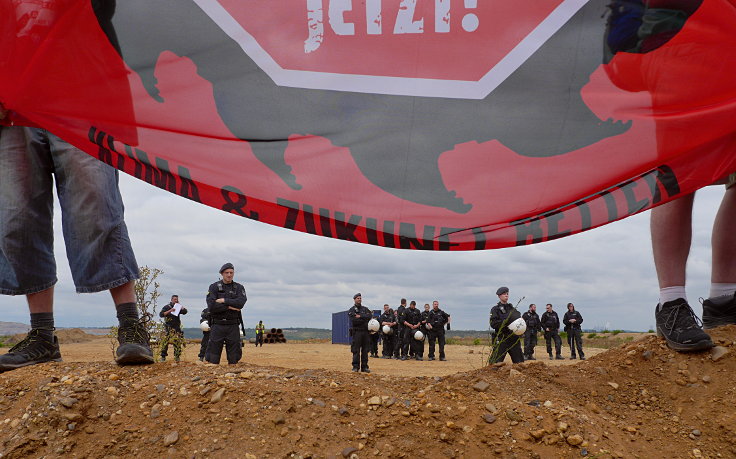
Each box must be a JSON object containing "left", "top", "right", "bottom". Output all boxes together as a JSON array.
[
  {"left": 198, "top": 306, "right": 211, "bottom": 361},
  {"left": 255, "top": 320, "right": 265, "bottom": 347},
  {"left": 394, "top": 298, "right": 407, "bottom": 359},
  {"left": 563, "top": 303, "right": 585, "bottom": 360},
  {"left": 369, "top": 316, "right": 380, "bottom": 358},
  {"left": 427, "top": 300, "right": 451, "bottom": 361},
  {"left": 489, "top": 287, "right": 524, "bottom": 364},
  {"left": 379, "top": 304, "right": 396, "bottom": 358},
  {"left": 541, "top": 303, "right": 564, "bottom": 360},
  {"left": 205, "top": 263, "right": 247, "bottom": 365},
  {"left": 522, "top": 303, "right": 541, "bottom": 360},
  {"left": 348, "top": 293, "right": 372, "bottom": 372},
  {"left": 403, "top": 300, "right": 424, "bottom": 360},
  {"left": 159, "top": 295, "right": 187, "bottom": 362}
]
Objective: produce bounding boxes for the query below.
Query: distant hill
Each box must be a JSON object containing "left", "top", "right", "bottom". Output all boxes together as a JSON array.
[{"left": 0, "top": 321, "right": 29, "bottom": 336}]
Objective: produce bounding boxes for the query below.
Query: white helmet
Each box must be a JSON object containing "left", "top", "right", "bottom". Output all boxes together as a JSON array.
[
  {"left": 382, "top": 325, "right": 393, "bottom": 335},
  {"left": 368, "top": 319, "right": 380, "bottom": 333},
  {"left": 200, "top": 321, "right": 210, "bottom": 332},
  {"left": 414, "top": 330, "right": 424, "bottom": 341},
  {"left": 240, "top": 328, "right": 245, "bottom": 337},
  {"left": 509, "top": 317, "right": 527, "bottom": 336}
]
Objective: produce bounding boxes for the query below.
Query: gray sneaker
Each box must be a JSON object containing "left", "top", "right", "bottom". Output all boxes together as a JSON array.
[
  {"left": 115, "top": 319, "right": 155, "bottom": 365},
  {"left": 0, "top": 329, "right": 62, "bottom": 372},
  {"left": 655, "top": 299, "right": 713, "bottom": 352},
  {"left": 702, "top": 293, "right": 736, "bottom": 329}
]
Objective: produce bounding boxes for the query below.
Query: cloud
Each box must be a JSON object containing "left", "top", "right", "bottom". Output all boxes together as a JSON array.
[{"left": 1, "top": 175, "right": 727, "bottom": 333}]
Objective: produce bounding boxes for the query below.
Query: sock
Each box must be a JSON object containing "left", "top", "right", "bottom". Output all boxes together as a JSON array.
[
  {"left": 659, "top": 286, "right": 687, "bottom": 307},
  {"left": 709, "top": 283, "right": 736, "bottom": 299},
  {"left": 30, "top": 312, "right": 54, "bottom": 339},
  {"left": 115, "top": 302, "right": 139, "bottom": 325}
]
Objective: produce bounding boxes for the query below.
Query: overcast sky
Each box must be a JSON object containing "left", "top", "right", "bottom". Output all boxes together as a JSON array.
[{"left": 0, "top": 174, "right": 725, "bottom": 332}]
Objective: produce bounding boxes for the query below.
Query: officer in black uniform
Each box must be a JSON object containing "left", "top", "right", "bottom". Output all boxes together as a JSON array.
[
  {"left": 379, "top": 304, "right": 396, "bottom": 358},
  {"left": 522, "top": 303, "right": 541, "bottom": 360},
  {"left": 205, "top": 262, "right": 247, "bottom": 365},
  {"left": 348, "top": 293, "right": 372, "bottom": 372},
  {"left": 563, "top": 303, "right": 585, "bottom": 360},
  {"left": 541, "top": 303, "right": 564, "bottom": 360},
  {"left": 369, "top": 317, "right": 380, "bottom": 358},
  {"left": 198, "top": 306, "right": 211, "bottom": 361},
  {"left": 394, "top": 298, "right": 407, "bottom": 359},
  {"left": 489, "top": 286, "right": 524, "bottom": 364},
  {"left": 159, "top": 295, "right": 188, "bottom": 362},
  {"left": 427, "top": 300, "right": 451, "bottom": 361},
  {"left": 403, "top": 300, "right": 424, "bottom": 360}
]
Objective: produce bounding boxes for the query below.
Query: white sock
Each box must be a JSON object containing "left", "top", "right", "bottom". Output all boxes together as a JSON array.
[
  {"left": 659, "top": 286, "right": 687, "bottom": 306},
  {"left": 709, "top": 283, "right": 736, "bottom": 299}
]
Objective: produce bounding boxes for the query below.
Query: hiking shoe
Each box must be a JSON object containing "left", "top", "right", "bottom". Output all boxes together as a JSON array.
[
  {"left": 439, "top": 358, "right": 447, "bottom": 361},
  {"left": 555, "top": 355, "right": 565, "bottom": 360},
  {"left": 428, "top": 357, "right": 435, "bottom": 361},
  {"left": 361, "top": 368, "right": 371, "bottom": 373},
  {"left": 0, "top": 329, "right": 62, "bottom": 372},
  {"left": 655, "top": 299, "right": 713, "bottom": 352},
  {"left": 115, "top": 319, "right": 154, "bottom": 365},
  {"left": 548, "top": 354, "right": 553, "bottom": 360},
  {"left": 702, "top": 293, "right": 736, "bottom": 329},
  {"left": 352, "top": 367, "right": 359, "bottom": 372}
]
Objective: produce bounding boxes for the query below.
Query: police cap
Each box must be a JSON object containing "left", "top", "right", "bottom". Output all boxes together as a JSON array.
[
  {"left": 219, "top": 262, "right": 234, "bottom": 273},
  {"left": 353, "top": 293, "right": 362, "bottom": 299},
  {"left": 495, "top": 286, "right": 509, "bottom": 296}
]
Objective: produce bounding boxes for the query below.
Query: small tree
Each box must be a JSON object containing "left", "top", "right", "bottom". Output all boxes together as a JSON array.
[{"left": 109, "top": 266, "right": 167, "bottom": 359}]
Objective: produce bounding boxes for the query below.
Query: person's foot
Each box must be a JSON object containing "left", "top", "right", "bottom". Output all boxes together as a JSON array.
[
  {"left": 702, "top": 293, "right": 736, "bottom": 329},
  {"left": 580, "top": 356, "right": 586, "bottom": 360},
  {"left": 655, "top": 299, "right": 713, "bottom": 352},
  {"left": 428, "top": 357, "right": 435, "bottom": 361},
  {"left": 0, "top": 330, "right": 62, "bottom": 372},
  {"left": 439, "top": 357, "right": 447, "bottom": 361},
  {"left": 361, "top": 368, "right": 371, "bottom": 373},
  {"left": 199, "top": 357, "right": 204, "bottom": 362},
  {"left": 160, "top": 356, "right": 166, "bottom": 362},
  {"left": 352, "top": 367, "right": 359, "bottom": 372},
  {"left": 115, "top": 319, "right": 155, "bottom": 365},
  {"left": 570, "top": 355, "right": 576, "bottom": 360},
  {"left": 548, "top": 354, "right": 553, "bottom": 360},
  {"left": 400, "top": 356, "right": 407, "bottom": 361},
  {"left": 415, "top": 357, "right": 423, "bottom": 361},
  {"left": 555, "top": 355, "right": 565, "bottom": 360},
  {"left": 527, "top": 356, "right": 535, "bottom": 361}
]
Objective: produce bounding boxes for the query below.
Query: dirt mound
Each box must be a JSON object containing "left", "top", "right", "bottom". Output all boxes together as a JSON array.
[{"left": 0, "top": 327, "right": 734, "bottom": 458}]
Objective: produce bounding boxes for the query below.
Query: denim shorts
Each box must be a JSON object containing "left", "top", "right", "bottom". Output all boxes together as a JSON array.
[{"left": 0, "top": 126, "right": 139, "bottom": 295}]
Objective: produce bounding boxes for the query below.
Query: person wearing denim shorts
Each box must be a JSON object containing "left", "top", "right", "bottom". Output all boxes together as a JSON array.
[{"left": 0, "top": 113, "right": 154, "bottom": 371}]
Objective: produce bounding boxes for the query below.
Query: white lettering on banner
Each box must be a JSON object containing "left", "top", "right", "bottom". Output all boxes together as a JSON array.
[
  {"left": 305, "top": 0, "right": 470, "bottom": 52},
  {"left": 192, "top": 0, "right": 591, "bottom": 99},
  {"left": 394, "top": 0, "right": 424, "bottom": 34},
  {"left": 304, "top": 0, "right": 324, "bottom": 53}
]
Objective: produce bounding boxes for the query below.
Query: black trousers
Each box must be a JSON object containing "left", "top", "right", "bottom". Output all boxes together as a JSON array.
[
  {"left": 351, "top": 329, "right": 371, "bottom": 370},
  {"left": 568, "top": 328, "right": 584, "bottom": 357},
  {"left": 382, "top": 333, "right": 394, "bottom": 356},
  {"left": 428, "top": 330, "right": 446, "bottom": 359},
  {"left": 370, "top": 333, "right": 380, "bottom": 356},
  {"left": 206, "top": 323, "right": 242, "bottom": 364},
  {"left": 490, "top": 333, "right": 524, "bottom": 364},
  {"left": 198, "top": 331, "right": 210, "bottom": 359},
  {"left": 255, "top": 333, "right": 264, "bottom": 346},
  {"left": 523, "top": 330, "right": 538, "bottom": 358},
  {"left": 394, "top": 326, "right": 405, "bottom": 357},
  {"left": 544, "top": 330, "right": 562, "bottom": 356}
]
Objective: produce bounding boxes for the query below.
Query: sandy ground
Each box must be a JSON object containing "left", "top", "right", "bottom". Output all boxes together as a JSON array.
[{"left": 2, "top": 337, "right": 608, "bottom": 376}]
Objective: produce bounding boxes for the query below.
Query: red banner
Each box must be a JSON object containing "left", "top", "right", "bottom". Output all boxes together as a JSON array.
[{"left": 1, "top": 0, "right": 734, "bottom": 250}]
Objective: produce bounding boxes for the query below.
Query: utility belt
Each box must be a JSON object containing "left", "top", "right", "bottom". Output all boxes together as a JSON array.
[{"left": 211, "top": 318, "right": 240, "bottom": 326}]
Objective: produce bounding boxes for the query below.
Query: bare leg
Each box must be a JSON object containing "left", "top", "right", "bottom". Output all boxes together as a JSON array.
[
  {"left": 711, "top": 187, "right": 736, "bottom": 283},
  {"left": 651, "top": 193, "right": 695, "bottom": 288},
  {"left": 110, "top": 281, "right": 135, "bottom": 306},
  {"left": 27, "top": 287, "right": 54, "bottom": 314}
]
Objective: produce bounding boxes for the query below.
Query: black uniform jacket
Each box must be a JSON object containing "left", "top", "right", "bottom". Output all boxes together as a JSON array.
[
  {"left": 563, "top": 310, "right": 584, "bottom": 331},
  {"left": 403, "top": 307, "right": 422, "bottom": 327},
  {"left": 540, "top": 311, "right": 561, "bottom": 331},
  {"left": 348, "top": 304, "right": 373, "bottom": 331},
  {"left": 206, "top": 280, "right": 247, "bottom": 325},
  {"left": 160, "top": 303, "right": 187, "bottom": 332},
  {"left": 428, "top": 309, "right": 450, "bottom": 330},
  {"left": 490, "top": 302, "right": 521, "bottom": 335},
  {"left": 522, "top": 311, "right": 541, "bottom": 333}
]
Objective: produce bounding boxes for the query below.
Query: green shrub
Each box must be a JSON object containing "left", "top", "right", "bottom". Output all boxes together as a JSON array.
[
  {"left": 587, "top": 333, "right": 597, "bottom": 339},
  {"left": 647, "top": 329, "right": 655, "bottom": 333},
  {"left": 472, "top": 338, "right": 482, "bottom": 346},
  {"left": 612, "top": 330, "right": 622, "bottom": 335},
  {"left": 559, "top": 331, "right": 567, "bottom": 340},
  {"left": 625, "top": 336, "right": 633, "bottom": 341},
  {"left": 602, "top": 329, "right": 610, "bottom": 334},
  {"left": 445, "top": 338, "right": 458, "bottom": 345}
]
